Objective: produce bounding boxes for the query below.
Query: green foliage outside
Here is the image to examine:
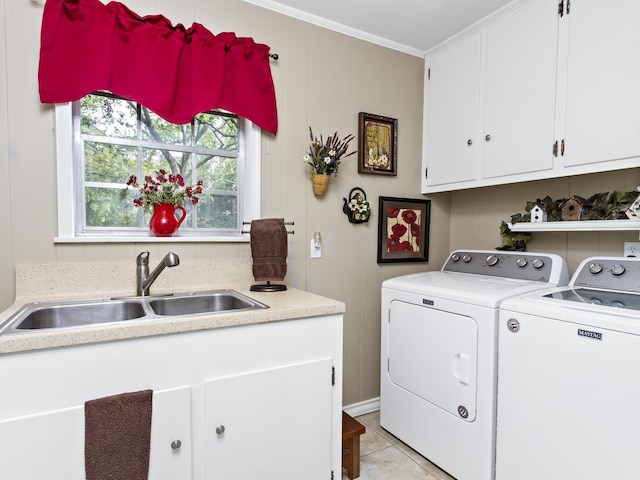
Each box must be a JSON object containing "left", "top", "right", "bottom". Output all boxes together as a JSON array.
[{"left": 80, "top": 92, "right": 240, "bottom": 231}]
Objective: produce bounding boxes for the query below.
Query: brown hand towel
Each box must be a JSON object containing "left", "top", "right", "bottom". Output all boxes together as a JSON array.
[
  {"left": 85, "top": 389, "right": 153, "bottom": 480},
  {"left": 250, "top": 218, "right": 288, "bottom": 281}
]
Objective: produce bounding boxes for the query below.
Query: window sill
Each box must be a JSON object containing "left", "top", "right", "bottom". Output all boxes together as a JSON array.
[{"left": 54, "top": 235, "right": 250, "bottom": 244}]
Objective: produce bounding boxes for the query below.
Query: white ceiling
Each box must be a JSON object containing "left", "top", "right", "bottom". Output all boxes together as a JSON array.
[{"left": 243, "top": 0, "right": 514, "bottom": 56}]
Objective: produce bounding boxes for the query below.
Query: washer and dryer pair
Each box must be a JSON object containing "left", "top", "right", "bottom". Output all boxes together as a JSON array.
[{"left": 380, "top": 249, "right": 569, "bottom": 480}]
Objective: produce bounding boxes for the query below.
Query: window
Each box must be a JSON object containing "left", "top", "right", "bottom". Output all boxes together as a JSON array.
[{"left": 55, "top": 92, "right": 260, "bottom": 242}]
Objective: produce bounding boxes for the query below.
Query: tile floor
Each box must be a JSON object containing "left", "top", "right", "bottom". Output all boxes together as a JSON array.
[{"left": 342, "top": 411, "right": 455, "bottom": 480}]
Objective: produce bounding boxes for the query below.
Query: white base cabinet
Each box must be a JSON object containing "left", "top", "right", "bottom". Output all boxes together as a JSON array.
[{"left": 0, "top": 314, "right": 342, "bottom": 480}]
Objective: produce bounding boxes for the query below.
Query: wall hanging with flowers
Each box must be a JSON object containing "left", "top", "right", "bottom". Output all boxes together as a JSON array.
[
  {"left": 304, "top": 127, "right": 356, "bottom": 196},
  {"left": 342, "top": 187, "right": 371, "bottom": 224},
  {"left": 126, "top": 169, "right": 203, "bottom": 237}
]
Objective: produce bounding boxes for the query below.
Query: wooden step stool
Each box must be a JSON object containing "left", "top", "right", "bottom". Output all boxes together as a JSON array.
[{"left": 342, "top": 411, "right": 366, "bottom": 479}]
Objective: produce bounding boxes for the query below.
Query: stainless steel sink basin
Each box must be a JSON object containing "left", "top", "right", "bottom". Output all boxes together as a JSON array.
[
  {"left": 0, "top": 299, "right": 146, "bottom": 333},
  {"left": 0, "top": 290, "right": 268, "bottom": 335},
  {"left": 149, "top": 291, "right": 268, "bottom": 316}
]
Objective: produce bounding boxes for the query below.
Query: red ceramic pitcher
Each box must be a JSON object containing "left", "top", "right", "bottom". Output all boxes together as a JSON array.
[{"left": 149, "top": 203, "right": 186, "bottom": 237}]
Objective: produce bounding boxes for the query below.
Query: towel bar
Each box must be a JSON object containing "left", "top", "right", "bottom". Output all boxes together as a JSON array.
[{"left": 241, "top": 221, "right": 294, "bottom": 235}]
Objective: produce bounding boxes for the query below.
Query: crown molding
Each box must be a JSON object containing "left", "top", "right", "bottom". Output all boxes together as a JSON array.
[{"left": 242, "top": 0, "right": 426, "bottom": 58}]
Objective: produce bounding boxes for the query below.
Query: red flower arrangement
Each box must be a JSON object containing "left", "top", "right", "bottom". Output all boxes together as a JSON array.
[
  {"left": 387, "top": 207, "right": 421, "bottom": 252},
  {"left": 126, "top": 169, "right": 203, "bottom": 208}
]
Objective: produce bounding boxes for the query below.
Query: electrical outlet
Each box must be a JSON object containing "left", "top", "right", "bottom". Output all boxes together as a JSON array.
[{"left": 624, "top": 242, "right": 640, "bottom": 257}]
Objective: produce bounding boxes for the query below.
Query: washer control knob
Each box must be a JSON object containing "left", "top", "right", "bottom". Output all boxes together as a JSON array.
[
  {"left": 532, "top": 258, "right": 544, "bottom": 269},
  {"left": 451, "top": 253, "right": 460, "bottom": 262},
  {"left": 611, "top": 264, "right": 625, "bottom": 276},
  {"left": 486, "top": 255, "right": 499, "bottom": 266},
  {"left": 462, "top": 255, "right": 472, "bottom": 263},
  {"left": 589, "top": 263, "right": 603, "bottom": 274},
  {"left": 516, "top": 258, "right": 528, "bottom": 268}
]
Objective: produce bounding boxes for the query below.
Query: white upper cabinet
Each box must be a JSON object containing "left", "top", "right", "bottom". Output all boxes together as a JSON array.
[
  {"left": 482, "top": 0, "right": 559, "bottom": 179},
  {"left": 424, "top": 31, "right": 482, "bottom": 187},
  {"left": 422, "top": 0, "right": 640, "bottom": 193},
  {"left": 559, "top": 0, "right": 640, "bottom": 170}
]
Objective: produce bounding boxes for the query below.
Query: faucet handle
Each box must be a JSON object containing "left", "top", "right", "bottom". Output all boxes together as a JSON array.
[{"left": 136, "top": 251, "right": 150, "bottom": 266}]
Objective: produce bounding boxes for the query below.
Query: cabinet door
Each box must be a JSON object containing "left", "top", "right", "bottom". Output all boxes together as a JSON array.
[
  {"left": 149, "top": 386, "right": 193, "bottom": 480},
  {"left": 562, "top": 0, "right": 640, "bottom": 168},
  {"left": 482, "top": 0, "right": 559, "bottom": 179},
  {"left": 0, "top": 405, "right": 85, "bottom": 479},
  {"left": 424, "top": 31, "right": 482, "bottom": 188},
  {"left": 203, "top": 358, "right": 333, "bottom": 480},
  {"left": 0, "top": 387, "right": 192, "bottom": 480}
]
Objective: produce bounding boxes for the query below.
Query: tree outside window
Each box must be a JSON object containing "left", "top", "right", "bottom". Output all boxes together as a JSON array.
[{"left": 77, "top": 92, "right": 242, "bottom": 234}]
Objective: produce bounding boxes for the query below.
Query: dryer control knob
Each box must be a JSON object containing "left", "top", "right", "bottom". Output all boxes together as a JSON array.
[
  {"left": 486, "top": 254, "right": 499, "bottom": 266},
  {"left": 462, "top": 255, "right": 472, "bottom": 263},
  {"left": 516, "top": 258, "right": 528, "bottom": 268},
  {"left": 532, "top": 258, "right": 544, "bottom": 269},
  {"left": 451, "top": 253, "right": 460, "bottom": 262},
  {"left": 611, "top": 264, "right": 625, "bottom": 276},
  {"left": 589, "top": 263, "right": 603, "bottom": 274}
]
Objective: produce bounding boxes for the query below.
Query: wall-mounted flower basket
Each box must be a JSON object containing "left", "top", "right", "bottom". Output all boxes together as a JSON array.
[
  {"left": 312, "top": 173, "right": 331, "bottom": 196},
  {"left": 343, "top": 187, "right": 371, "bottom": 224}
]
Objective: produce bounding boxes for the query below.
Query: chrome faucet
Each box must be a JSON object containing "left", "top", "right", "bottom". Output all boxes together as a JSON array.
[{"left": 136, "top": 251, "right": 180, "bottom": 296}]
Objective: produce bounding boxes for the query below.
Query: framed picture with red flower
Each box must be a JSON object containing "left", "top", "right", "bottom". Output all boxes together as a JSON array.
[
  {"left": 377, "top": 196, "right": 431, "bottom": 263},
  {"left": 358, "top": 112, "right": 398, "bottom": 176}
]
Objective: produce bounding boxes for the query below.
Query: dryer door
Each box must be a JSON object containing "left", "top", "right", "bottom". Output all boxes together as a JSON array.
[{"left": 387, "top": 299, "right": 478, "bottom": 421}]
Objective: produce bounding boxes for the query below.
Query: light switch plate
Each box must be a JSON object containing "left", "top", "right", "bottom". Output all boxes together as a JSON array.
[{"left": 310, "top": 238, "right": 321, "bottom": 258}]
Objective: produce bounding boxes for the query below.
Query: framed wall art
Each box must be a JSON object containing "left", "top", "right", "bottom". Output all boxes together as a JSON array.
[
  {"left": 377, "top": 196, "right": 430, "bottom": 263},
  {"left": 358, "top": 112, "right": 397, "bottom": 176}
]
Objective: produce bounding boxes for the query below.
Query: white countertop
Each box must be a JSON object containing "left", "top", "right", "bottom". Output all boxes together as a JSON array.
[{"left": 0, "top": 259, "right": 345, "bottom": 354}]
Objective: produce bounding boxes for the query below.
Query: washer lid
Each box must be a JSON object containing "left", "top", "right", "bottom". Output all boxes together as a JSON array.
[{"left": 544, "top": 288, "right": 640, "bottom": 312}]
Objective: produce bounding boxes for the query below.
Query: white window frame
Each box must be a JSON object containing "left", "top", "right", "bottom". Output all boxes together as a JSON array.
[{"left": 54, "top": 102, "right": 261, "bottom": 243}]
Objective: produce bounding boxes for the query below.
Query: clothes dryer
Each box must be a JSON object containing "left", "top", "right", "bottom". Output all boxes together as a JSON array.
[{"left": 380, "top": 250, "right": 568, "bottom": 480}]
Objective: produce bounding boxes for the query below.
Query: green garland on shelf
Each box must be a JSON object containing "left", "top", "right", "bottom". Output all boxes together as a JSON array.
[{"left": 497, "top": 190, "right": 638, "bottom": 251}]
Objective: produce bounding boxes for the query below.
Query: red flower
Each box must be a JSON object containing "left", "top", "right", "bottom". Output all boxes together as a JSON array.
[
  {"left": 402, "top": 209, "right": 418, "bottom": 224},
  {"left": 127, "top": 170, "right": 203, "bottom": 207},
  {"left": 391, "top": 223, "right": 407, "bottom": 237},
  {"left": 387, "top": 208, "right": 400, "bottom": 219},
  {"left": 397, "top": 241, "right": 413, "bottom": 252},
  {"left": 387, "top": 235, "right": 401, "bottom": 251}
]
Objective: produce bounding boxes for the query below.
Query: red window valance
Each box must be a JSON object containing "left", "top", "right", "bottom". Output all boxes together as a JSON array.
[{"left": 38, "top": 0, "right": 278, "bottom": 134}]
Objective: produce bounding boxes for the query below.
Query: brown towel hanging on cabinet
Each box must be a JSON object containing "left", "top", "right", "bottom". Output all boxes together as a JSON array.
[{"left": 85, "top": 389, "right": 153, "bottom": 480}]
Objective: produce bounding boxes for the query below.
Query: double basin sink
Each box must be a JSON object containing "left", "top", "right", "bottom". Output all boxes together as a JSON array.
[{"left": 0, "top": 290, "right": 269, "bottom": 335}]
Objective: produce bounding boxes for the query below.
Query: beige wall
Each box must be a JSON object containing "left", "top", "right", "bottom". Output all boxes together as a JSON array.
[
  {"left": 442, "top": 168, "right": 640, "bottom": 275},
  {"left": 0, "top": 0, "right": 637, "bottom": 407}
]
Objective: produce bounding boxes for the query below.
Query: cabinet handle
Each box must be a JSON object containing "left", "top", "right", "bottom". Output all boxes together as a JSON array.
[
  {"left": 216, "top": 425, "right": 226, "bottom": 435},
  {"left": 485, "top": 134, "right": 491, "bottom": 141},
  {"left": 467, "top": 139, "right": 473, "bottom": 146},
  {"left": 171, "top": 440, "right": 182, "bottom": 450}
]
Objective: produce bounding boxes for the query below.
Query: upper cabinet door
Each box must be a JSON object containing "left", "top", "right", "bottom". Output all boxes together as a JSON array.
[
  {"left": 423, "top": 31, "right": 482, "bottom": 189},
  {"left": 482, "top": 0, "right": 559, "bottom": 179},
  {"left": 561, "top": 0, "right": 640, "bottom": 168}
]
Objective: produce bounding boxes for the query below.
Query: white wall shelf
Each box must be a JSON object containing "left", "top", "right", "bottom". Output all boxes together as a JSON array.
[{"left": 508, "top": 220, "right": 640, "bottom": 232}]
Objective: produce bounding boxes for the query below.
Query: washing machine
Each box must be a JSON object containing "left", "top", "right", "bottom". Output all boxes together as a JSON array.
[
  {"left": 496, "top": 256, "right": 640, "bottom": 480},
  {"left": 380, "top": 250, "right": 568, "bottom": 480}
]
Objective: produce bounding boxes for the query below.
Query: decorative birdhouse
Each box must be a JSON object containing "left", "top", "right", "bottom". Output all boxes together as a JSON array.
[
  {"left": 530, "top": 200, "right": 547, "bottom": 223},
  {"left": 626, "top": 187, "right": 640, "bottom": 219},
  {"left": 560, "top": 195, "right": 587, "bottom": 221}
]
